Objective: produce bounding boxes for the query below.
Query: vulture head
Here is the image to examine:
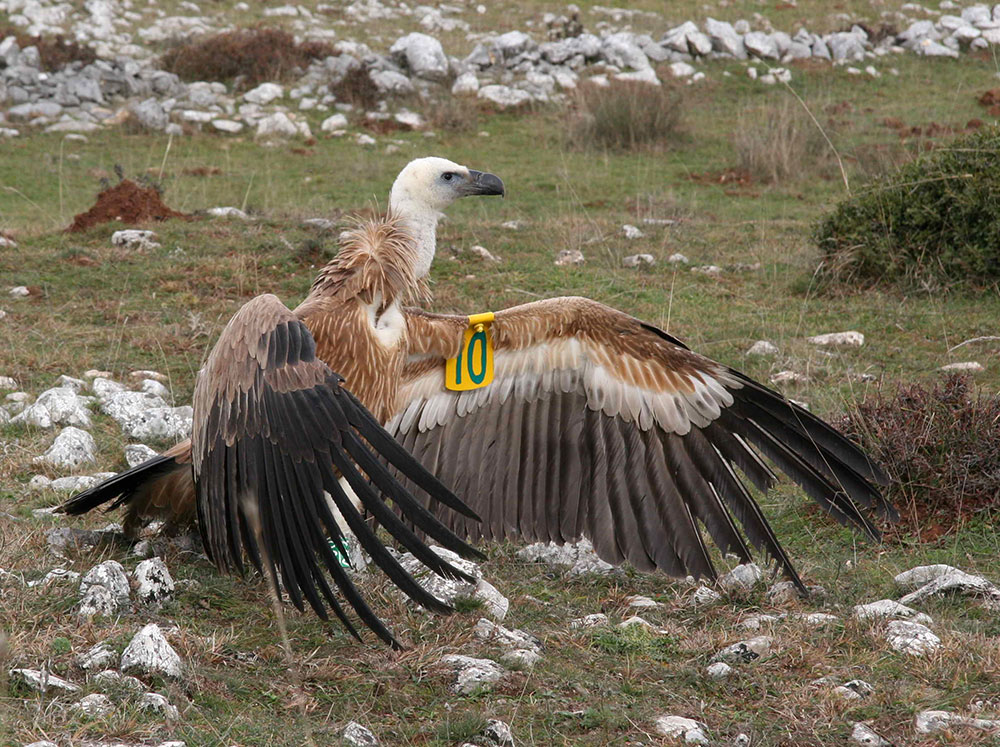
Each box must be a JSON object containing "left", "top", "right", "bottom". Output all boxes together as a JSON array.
[{"left": 388, "top": 156, "right": 505, "bottom": 277}]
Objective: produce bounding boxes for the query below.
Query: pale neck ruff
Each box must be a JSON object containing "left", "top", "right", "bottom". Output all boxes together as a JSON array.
[{"left": 389, "top": 194, "right": 442, "bottom": 279}]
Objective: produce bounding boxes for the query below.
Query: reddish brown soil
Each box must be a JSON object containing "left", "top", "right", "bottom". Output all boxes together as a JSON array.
[{"left": 67, "top": 180, "right": 190, "bottom": 232}]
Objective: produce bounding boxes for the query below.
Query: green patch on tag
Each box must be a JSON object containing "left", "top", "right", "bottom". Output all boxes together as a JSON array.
[
  {"left": 327, "top": 539, "right": 353, "bottom": 569},
  {"left": 445, "top": 313, "right": 495, "bottom": 391}
]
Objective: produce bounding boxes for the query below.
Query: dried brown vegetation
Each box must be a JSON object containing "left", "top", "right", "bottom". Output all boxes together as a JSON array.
[
  {"left": 567, "top": 81, "right": 684, "bottom": 151},
  {"left": 0, "top": 25, "right": 96, "bottom": 71},
  {"left": 329, "top": 65, "right": 381, "bottom": 110},
  {"left": 733, "top": 98, "right": 832, "bottom": 184},
  {"left": 839, "top": 374, "right": 1000, "bottom": 538},
  {"left": 159, "top": 27, "right": 334, "bottom": 89}
]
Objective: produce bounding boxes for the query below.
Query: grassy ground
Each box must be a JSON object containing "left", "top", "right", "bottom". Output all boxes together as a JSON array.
[{"left": 2, "top": 5, "right": 1000, "bottom": 745}]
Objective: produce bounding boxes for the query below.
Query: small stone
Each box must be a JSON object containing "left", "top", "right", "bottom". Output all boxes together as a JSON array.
[
  {"left": 342, "top": 721, "right": 379, "bottom": 746},
  {"left": 501, "top": 648, "right": 542, "bottom": 668},
  {"left": 243, "top": 82, "right": 283, "bottom": 105},
  {"left": 469, "top": 245, "right": 500, "bottom": 262},
  {"left": 80, "top": 560, "right": 131, "bottom": 607},
  {"left": 9, "top": 286, "right": 30, "bottom": 297},
  {"left": 121, "top": 623, "right": 183, "bottom": 678},
  {"left": 212, "top": 119, "right": 243, "bottom": 133},
  {"left": 451, "top": 72, "right": 480, "bottom": 96},
  {"left": 886, "top": 620, "right": 941, "bottom": 656},
  {"left": 914, "top": 710, "right": 1000, "bottom": 735},
  {"left": 92, "top": 669, "right": 144, "bottom": 692},
  {"left": 207, "top": 206, "right": 250, "bottom": 220},
  {"left": 691, "top": 585, "right": 722, "bottom": 606},
  {"left": 622, "top": 253, "right": 655, "bottom": 268},
  {"left": 569, "top": 613, "right": 608, "bottom": 629},
  {"left": 78, "top": 582, "right": 119, "bottom": 619},
  {"left": 747, "top": 340, "right": 778, "bottom": 356},
  {"left": 473, "top": 618, "right": 541, "bottom": 652},
  {"left": 712, "top": 635, "right": 774, "bottom": 664},
  {"left": 691, "top": 265, "right": 722, "bottom": 276},
  {"left": 834, "top": 679, "right": 874, "bottom": 700},
  {"left": 807, "top": 331, "right": 864, "bottom": 347},
  {"left": 654, "top": 715, "right": 710, "bottom": 744},
  {"left": 667, "top": 253, "right": 689, "bottom": 264},
  {"left": 35, "top": 426, "right": 97, "bottom": 469},
  {"left": 719, "top": 563, "right": 763, "bottom": 592},
  {"left": 125, "top": 443, "right": 159, "bottom": 468},
  {"left": 438, "top": 654, "right": 506, "bottom": 694},
  {"left": 554, "top": 249, "right": 585, "bottom": 266},
  {"left": 770, "top": 370, "right": 808, "bottom": 385},
  {"left": 850, "top": 722, "right": 891, "bottom": 746},
  {"left": 477, "top": 84, "right": 533, "bottom": 109},
  {"left": 626, "top": 595, "right": 661, "bottom": 609},
  {"left": 622, "top": 224, "right": 644, "bottom": 239},
  {"left": 140, "top": 691, "right": 180, "bottom": 721},
  {"left": 9, "top": 668, "right": 80, "bottom": 693},
  {"left": 77, "top": 642, "right": 115, "bottom": 671},
  {"left": 111, "top": 230, "right": 160, "bottom": 251},
  {"left": 852, "top": 599, "right": 932, "bottom": 625},
  {"left": 940, "top": 361, "right": 984, "bottom": 372},
  {"left": 134, "top": 557, "right": 175, "bottom": 606},
  {"left": 482, "top": 719, "right": 515, "bottom": 746},
  {"left": 706, "top": 661, "right": 733, "bottom": 680},
  {"left": 74, "top": 692, "right": 114, "bottom": 717},
  {"left": 320, "top": 113, "right": 349, "bottom": 132}
]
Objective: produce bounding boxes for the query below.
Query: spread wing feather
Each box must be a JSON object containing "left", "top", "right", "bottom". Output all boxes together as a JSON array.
[
  {"left": 192, "top": 293, "right": 483, "bottom": 647},
  {"left": 389, "top": 298, "right": 894, "bottom": 590}
]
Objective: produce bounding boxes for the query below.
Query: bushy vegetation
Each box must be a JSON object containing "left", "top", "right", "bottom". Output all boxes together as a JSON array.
[
  {"left": 838, "top": 374, "right": 1000, "bottom": 538},
  {"left": 733, "top": 98, "right": 832, "bottom": 184},
  {"left": 0, "top": 24, "right": 96, "bottom": 71},
  {"left": 815, "top": 127, "right": 1000, "bottom": 288},
  {"left": 568, "top": 81, "right": 683, "bottom": 150},
  {"left": 329, "top": 65, "right": 381, "bottom": 110},
  {"left": 159, "top": 27, "right": 334, "bottom": 89}
]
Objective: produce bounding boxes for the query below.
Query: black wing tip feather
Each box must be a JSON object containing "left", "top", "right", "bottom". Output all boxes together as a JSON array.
[{"left": 58, "top": 454, "right": 179, "bottom": 516}]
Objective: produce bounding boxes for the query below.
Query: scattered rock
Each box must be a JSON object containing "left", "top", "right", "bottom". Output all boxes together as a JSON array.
[
  {"left": 706, "top": 661, "right": 733, "bottom": 680},
  {"left": 898, "top": 566, "right": 1000, "bottom": 606},
  {"left": 77, "top": 642, "right": 116, "bottom": 671},
  {"left": 718, "top": 562, "right": 763, "bottom": 592},
  {"left": 654, "top": 716, "right": 710, "bottom": 745},
  {"left": 667, "top": 253, "right": 689, "bottom": 264},
  {"left": 850, "top": 722, "right": 891, "bottom": 746},
  {"left": 622, "top": 253, "right": 655, "bottom": 268},
  {"left": 438, "top": 654, "right": 506, "bottom": 694},
  {"left": 691, "top": 585, "right": 722, "bottom": 606},
  {"left": 914, "top": 709, "right": 1000, "bottom": 735},
  {"left": 140, "top": 691, "right": 180, "bottom": 721},
  {"left": 92, "top": 669, "right": 144, "bottom": 693},
  {"left": 807, "top": 331, "right": 864, "bottom": 347},
  {"left": 478, "top": 85, "right": 533, "bottom": 109},
  {"left": 125, "top": 443, "right": 159, "bottom": 468},
  {"left": 207, "top": 206, "right": 250, "bottom": 220},
  {"left": 397, "top": 545, "right": 508, "bottom": 619},
  {"left": 517, "top": 539, "right": 616, "bottom": 575},
  {"left": 554, "top": 249, "right": 585, "bottom": 266},
  {"left": 747, "top": 340, "right": 778, "bottom": 356},
  {"left": 120, "top": 623, "right": 183, "bottom": 678},
  {"left": 833, "top": 679, "right": 874, "bottom": 700},
  {"left": 626, "top": 595, "right": 661, "bottom": 609},
  {"left": 770, "top": 370, "right": 808, "bottom": 385},
  {"left": 482, "top": 719, "right": 515, "bottom": 746},
  {"left": 940, "top": 361, "right": 984, "bottom": 372},
  {"left": 342, "top": 721, "right": 380, "bottom": 746},
  {"left": 78, "top": 581, "right": 120, "bottom": 619},
  {"left": 886, "top": 620, "right": 941, "bottom": 656},
  {"left": 474, "top": 618, "right": 541, "bottom": 653},
  {"left": 9, "top": 667, "right": 81, "bottom": 693},
  {"left": 80, "top": 559, "right": 131, "bottom": 607},
  {"left": 501, "top": 648, "right": 542, "bottom": 668},
  {"left": 111, "top": 229, "right": 160, "bottom": 251},
  {"left": 74, "top": 692, "right": 114, "bottom": 717},
  {"left": 34, "top": 426, "right": 97, "bottom": 469},
  {"left": 712, "top": 635, "right": 774, "bottom": 664},
  {"left": 134, "top": 556, "right": 175, "bottom": 606},
  {"left": 390, "top": 32, "right": 449, "bottom": 80},
  {"left": 622, "top": 224, "right": 644, "bottom": 239},
  {"left": 469, "top": 245, "right": 500, "bottom": 262},
  {"left": 852, "top": 599, "right": 932, "bottom": 625},
  {"left": 569, "top": 613, "right": 608, "bottom": 629}
]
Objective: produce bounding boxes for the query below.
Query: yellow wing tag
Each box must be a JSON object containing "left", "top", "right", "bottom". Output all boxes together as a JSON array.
[{"left": 445, "top": 312, "right": 495, "bottom": 391}]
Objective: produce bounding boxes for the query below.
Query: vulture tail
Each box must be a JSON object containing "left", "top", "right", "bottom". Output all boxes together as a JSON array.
[{"left": 59, "top": 455, "right": 184, "bottom": 519}]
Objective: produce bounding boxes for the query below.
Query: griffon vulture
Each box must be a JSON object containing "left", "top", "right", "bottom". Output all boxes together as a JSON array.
[{"left": 64, "top": 156, "right": 893, "bottom": 639}]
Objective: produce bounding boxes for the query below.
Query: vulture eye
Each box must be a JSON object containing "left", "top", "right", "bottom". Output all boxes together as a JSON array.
[{"left": 442, "top": 172, "right": 455, "bottom": 181}]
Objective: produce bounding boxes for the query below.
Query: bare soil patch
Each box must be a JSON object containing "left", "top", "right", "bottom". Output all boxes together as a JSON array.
[{"left": 67, "top": 180, "right": 190, "bottom": 233}]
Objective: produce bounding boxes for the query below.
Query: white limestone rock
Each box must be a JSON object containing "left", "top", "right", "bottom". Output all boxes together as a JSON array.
[
  {"left": 80, "top": 560, "right": 131, "bottom": 607},
  {"left": 501, "top": 648, "right": 542, "bottom": 669},
  {"left": 438, "top": 654, "right": 506, "bottom": 694},
  {"left": 9, "top": 668, "right": 80, "bottom": 693},
  {"left": 139, "top": 691, "right": 180, "bottom": 721},
  {"left": 469, "top": 245, "right": 500, "bottom": 262},
  {"left": 554, "top": 249, "right": 585, "bottom": 266},
  {"left": 940, "top": 361, "right": 984, "bottom": 372},
  {"left": 706, "top": 661, "right": 733, "bottom": 680},
  {"left": 244, "top": 82, "right": 283, "bottom": 105},
  {"left": 852, "top": 599, "right": 932, "bottom": 625},
  {"left": 712, "top": 635, "right": 774, "bottom": 664},
  {"left": 256, "top": 112, "right": 299, "bottom": 139},
  {"left": 886, "top": 620, "right": 941, "bottom": 656},
  {"left": 397, "top": 546, "right": 508, "bottom": 619},
  {"left": 747, "top": 340, "right": 778, "bottom": 356},
  {"left": 112, "top": 230, "right": 160, "bottom": 251},
  {"left": 390, "top": 32, "right": 449, "bottom": 80},
  {"left": 74, "top": 692, "right": 114, "bottom": 716},
  {"left": 12, "top": 402, "right": 53, "bottom": 428},
  {"left": 121, "top": 623, "right": 183, "bottom": 678},
  {"left": 474, "top": 618, "right": 541, "bottom": 652},
  {"left": 92, "top": 669, "right": 144, "bottom": 692},
  {"left": 898, "top": 567, "right": 999, "bottom": 606},
  {"left": 134, "top": 557, "right": 174, "bottom": 606},
  {"left": 834, "top": 679, "right": 874, "bottom": 700},
  {"left": 850, "top": 722, "right": 891, "bottom": 746},
  {"left": 451, "top": 72, "right": 480, "bottom": 96},
  {"left": 77, "top": 642, "right": 116, "bottom": 671},
  {"left": 691, "top": 585, "right": 722, "bottom": 606},
  {"left": 626, "top": 595, "right": 661, "bottom": 609},
  {"left": 808, "top": 331, "right": 864, "bottom": 347},
  {"left": 517, "top": 538, "right": 616, "bottom": 576},
  {"left": 718, "top": 563, "right": 763, "bottom": 592},
  {"left": 320, "top": 113, "right": 349, "bottom": 132},
  {"left": 207, "top": 206, "right": 250, "bottom": 220},
  {"left": 125, "top": 443, "right": 159, "bottom": 468},
  {"left": 569, "top": 613, "right": 608, "bottom": 629},
  {"left": 343, "top": 721, "right": 380, "bottom": 746},
  {"left": 654, "top": 715, "right": 710, "bottom": 744},
  {"left": 915, "top": 709, "right": 1000, "bottom": 734},
  {"left": 35, "top": 426, "right": 96, "bottom": 469},
  {"left": 478, "top": 84, "right": 532, "bottom": 109}
]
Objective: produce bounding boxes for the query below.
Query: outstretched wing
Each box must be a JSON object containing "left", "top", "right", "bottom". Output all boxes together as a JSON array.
[
  {"left": 389, "top": 297, "right": 893, "bottom": 590},
  {"left": 192, "top": 293, "right": 482, "bottom": 647}
]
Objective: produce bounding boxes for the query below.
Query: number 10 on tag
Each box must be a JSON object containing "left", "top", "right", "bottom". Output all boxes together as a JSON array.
[{"left": 445, "top": 316, "right": 495, "bottom": 391}]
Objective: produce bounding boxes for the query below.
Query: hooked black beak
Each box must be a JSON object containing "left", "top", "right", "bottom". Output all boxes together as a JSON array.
[{"left": 465, "top": 170, "right": 505, "bottom": 197}]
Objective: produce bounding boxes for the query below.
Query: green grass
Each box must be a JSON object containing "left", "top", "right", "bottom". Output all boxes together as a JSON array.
[{"left": 3, "top": 4, "right": 1000, "bottom": 745}]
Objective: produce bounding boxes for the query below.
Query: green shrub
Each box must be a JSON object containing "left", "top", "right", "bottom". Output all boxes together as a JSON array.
[{"left": 815, "top": 127, "right": 1000, "bottom": 288}]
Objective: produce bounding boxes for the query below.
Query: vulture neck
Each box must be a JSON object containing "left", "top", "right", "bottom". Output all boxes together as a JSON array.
[{"left": 388, "top": 191, "right": 441, "bottom": 279}]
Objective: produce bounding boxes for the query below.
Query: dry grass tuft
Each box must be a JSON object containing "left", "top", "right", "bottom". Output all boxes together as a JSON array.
[
  {"left": 159, "top": 27, "right": 335, "bottom": 90},
  {"left": 838, "top": 374, "right": 1000, "bottom": 539},
  {"left": 733, "top": 97, "right": 832, "bottom": 184},
  {"left": 567, "top": 81, "right": 684, "bottom": 151},
  {"left": 329, "top": 65, "right": 381, "bottom": 110}
]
